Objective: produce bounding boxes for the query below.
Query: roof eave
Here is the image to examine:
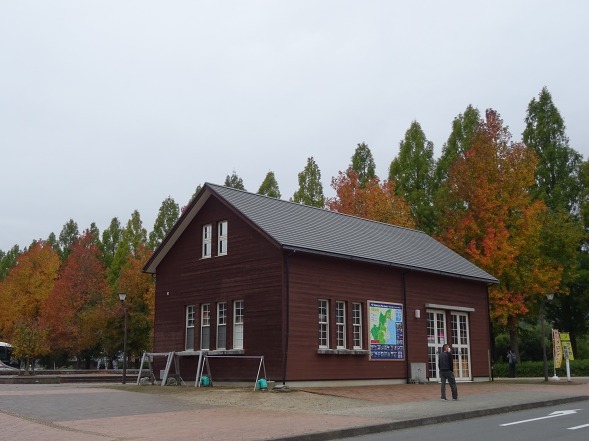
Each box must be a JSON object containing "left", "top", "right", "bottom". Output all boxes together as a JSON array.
[{"left": 282, "top": 245, "right": 499, "bottom": 285}]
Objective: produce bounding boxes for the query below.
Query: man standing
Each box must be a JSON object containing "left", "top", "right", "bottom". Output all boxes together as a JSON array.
[
  {"left": 507, "top": 349, "right": 517, "bottom": 378},
  {"left": 438, "top": 344, "right": 459, "bottom": 400}
]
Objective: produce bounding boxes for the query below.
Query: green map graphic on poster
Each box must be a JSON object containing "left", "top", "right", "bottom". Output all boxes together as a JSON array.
[{"left": 368, "top": 301, "right": 404, "bottom": 360}]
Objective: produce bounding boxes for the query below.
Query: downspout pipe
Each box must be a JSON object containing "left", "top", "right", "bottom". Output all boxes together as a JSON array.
[
  {"left": 403, "top": 270, "right": 411, "bottom": 383},
  {"left": 281, "top": 249, "right": 295, "bottom": 386}
]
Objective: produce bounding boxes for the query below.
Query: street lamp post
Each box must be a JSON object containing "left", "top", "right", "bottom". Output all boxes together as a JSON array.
[
  {"left": 540, "top": 293, "right": 554, "bottom": 382},
  {"left": 119, "top": 292, "right": 128, "bottom": 384}
]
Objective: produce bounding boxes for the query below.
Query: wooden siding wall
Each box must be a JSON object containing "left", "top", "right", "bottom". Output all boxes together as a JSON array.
[
  {"left": 153, "top": 197, "right": 286, "bottom": 380},
  {"left": 286, "top": 253, "right": 491, "bottom": 381},
  {"left": 404, "top": 272, "right": 491, "bottom": 378},
  {"left": 286, "top": 253, "right": 408, "bottom": 381}
]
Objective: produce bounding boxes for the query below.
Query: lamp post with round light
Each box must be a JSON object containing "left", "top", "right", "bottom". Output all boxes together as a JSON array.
[
  {"left": 119, "top": 292, "right": 128, "bottom": 384},
  {"left": 540, "top": 293, "right": 554, "bottom": 382}
]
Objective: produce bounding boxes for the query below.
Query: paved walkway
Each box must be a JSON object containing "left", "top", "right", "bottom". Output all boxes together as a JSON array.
[{"left": 1, "top": 378, "right": 588, "bottom": 441}]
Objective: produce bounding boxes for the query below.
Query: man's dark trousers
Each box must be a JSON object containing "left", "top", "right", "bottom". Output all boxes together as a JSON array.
[{"left": 440, "top": 370, "right": 458, "bottom": 400}]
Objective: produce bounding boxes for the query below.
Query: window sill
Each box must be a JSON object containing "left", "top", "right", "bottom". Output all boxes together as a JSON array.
[
  {"left": 207, "top": 349, "right": 244, "bottom": 355},
  {"left": 317, "top": 349, "right": 369, "bottom": 355}
]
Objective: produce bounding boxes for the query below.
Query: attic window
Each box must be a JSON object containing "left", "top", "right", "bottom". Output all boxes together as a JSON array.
[
  {"left": 202, "top": 224, "right": 212, "bottom": 258},
  {"left": 218, "top": 220, "right": 228, "bottom": 256}
]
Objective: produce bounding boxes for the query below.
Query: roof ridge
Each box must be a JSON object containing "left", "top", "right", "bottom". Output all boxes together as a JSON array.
[{"left": 205, "top": 182, "right": 424, "bottom": 235}]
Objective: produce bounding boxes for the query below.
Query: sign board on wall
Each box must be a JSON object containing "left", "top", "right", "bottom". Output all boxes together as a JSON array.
[{"left": 368, "top": 301, "right": 404, "bottom": 360}]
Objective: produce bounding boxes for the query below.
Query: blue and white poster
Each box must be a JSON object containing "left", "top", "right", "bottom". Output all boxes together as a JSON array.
[{"left": 368, "top": 301, "right": 404, "bottom": 360}]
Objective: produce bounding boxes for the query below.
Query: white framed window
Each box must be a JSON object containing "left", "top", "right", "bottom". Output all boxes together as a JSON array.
[
  {"left": 217, "top": 220, "right": 228, "bottom": 256},
  {"left": 233, "top": 300, "right": 244, "bottom": 349},
  {"left": 336, "top": 301, "right": 346, "bottom": 349},
  {"left": 352, "top": 302, "right": 362, "bottom": 349},
  {"left": 202, "top": 224, "right": 212, "bottom": 258},
  {"left": 200, "top": 304, "right": 210, "bottom": 350},
  {"left": 185, "top": 305, "right": 195, "bottom": 351},
  {"left": 318, "top": 299, "right": 329, "bottom": 348},
  {"left": 217, "top": 302, "right": 227, "bottom": 349}
]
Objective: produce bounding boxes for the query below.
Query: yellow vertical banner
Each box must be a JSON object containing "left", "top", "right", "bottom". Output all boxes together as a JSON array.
[
  {"left": 552, "top": 329, "right": 562, "bottom": 369},
  {"left": 559, "top": 332, "right": 575, "bottom": 360}
]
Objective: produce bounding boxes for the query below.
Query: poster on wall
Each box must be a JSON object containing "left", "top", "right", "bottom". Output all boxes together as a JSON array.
[{"left": 368, "top": 301, "right": 404, "bottom": 360}]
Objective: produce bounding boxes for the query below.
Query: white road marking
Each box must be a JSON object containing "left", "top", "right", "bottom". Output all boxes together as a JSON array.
[{"left": 500, "top": 410, "right": 581, "bottom": 426}]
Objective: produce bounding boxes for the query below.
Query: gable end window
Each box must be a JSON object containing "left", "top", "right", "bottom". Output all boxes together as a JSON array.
[
  {"left": 202, "top": 224, "right": 212, "bottom": 258},
  {"left": 218, "top": 220, "right": 228, "bottom": 256}
]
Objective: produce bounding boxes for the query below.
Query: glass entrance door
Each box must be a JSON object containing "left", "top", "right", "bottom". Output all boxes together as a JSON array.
[
  {"left": 451, "top": 312, "right": 471, "bottom": 380},
  {"left": 427, "top": 309, "right": 472, "bottom": 381},
  {"left": 427, "top": 310, "right": 446, "bottom": 379}
]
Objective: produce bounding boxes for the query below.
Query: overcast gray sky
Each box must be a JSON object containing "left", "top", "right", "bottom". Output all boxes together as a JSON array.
[{"left": 1, "top": 1, "right": 588, "bottom": 252}]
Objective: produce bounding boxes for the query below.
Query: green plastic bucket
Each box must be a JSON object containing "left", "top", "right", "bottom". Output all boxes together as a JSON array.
[{"left": 257, "top": 378, "right": 267, "bottom": 390}]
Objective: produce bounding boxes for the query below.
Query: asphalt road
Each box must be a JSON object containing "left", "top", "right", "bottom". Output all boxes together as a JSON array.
[{"left": 342, "top": 403, "right": 589, "bottom": 441}]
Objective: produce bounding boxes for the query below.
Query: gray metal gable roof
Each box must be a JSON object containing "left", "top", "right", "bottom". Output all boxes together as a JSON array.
[{"left": 208, "top": 183, "right": 498, "bottom": 284}]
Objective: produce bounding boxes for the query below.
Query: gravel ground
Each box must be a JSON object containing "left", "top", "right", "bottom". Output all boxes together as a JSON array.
[{"left": 109, "top": 384, "right": 378, "bottom": 415}]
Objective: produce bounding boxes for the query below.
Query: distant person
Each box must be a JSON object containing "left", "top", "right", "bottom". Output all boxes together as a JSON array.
[
  {"left": 507, "top": 349, "right": 517, "bottom": 378},
  {"left": 438, "top": 344, "right": 459, "bottom": 401}
]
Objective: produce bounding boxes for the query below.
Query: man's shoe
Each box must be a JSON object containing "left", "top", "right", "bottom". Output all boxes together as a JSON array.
[
  {"left": 453, "top": 397, "right": 460, "bottom": 400},
  {"left": 441, "top": 398, "right": 447, "bottom": 401}
]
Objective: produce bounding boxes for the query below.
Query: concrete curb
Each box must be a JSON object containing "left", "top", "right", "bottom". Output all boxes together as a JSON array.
[{"left": 272, "top": 395, "right": 589, "bottom": 441}]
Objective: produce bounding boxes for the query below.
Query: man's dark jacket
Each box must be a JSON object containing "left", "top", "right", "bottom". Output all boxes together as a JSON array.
[{"left": 438, "top": 351, "right": 453, "bottom": 372}]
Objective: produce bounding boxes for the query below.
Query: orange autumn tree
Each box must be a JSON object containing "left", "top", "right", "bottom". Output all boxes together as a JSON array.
[
  {"left": 0, "top": 241, "right": 59, "bottom": 370},
  {"left": 437, "top": 109, "right": 562, "bottom": 350},
  {"left": 327, "top": 170, "right": 416, "bottom": 228},
  {"left": 41, "top": 231, "right": 111, "bottom": 367}
]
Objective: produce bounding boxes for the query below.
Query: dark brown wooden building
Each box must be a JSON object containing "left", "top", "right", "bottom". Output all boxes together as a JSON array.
[{"left": 143, "top": 183, "right": 498, "bottom": 385}]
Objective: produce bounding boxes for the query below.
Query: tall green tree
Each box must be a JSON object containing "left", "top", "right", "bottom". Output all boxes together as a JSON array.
[
  {"left": 108, "top": 211, "right": 147, "bottom": 288},
  {"left": 292, "top": 157, "right": 325, "bottom": 207},
  {"left": 547, "top": 158, "right": 589, "bottom": 353},
  {"left": 224, "top": 171, "right": 246, "bottom": 190},
  {"left": 350, "top": 142, "right": 376, "bottom": 188},
  {"left": 58, "top": 219, "right": 79, "bottom": 260},
  {"left": 45, "top": 232, "right": 59, "bottom": 253},
  {"left": 524, "top": 87, "right": 586, "bottom": 351},
  {"left": 88, "top": 222, "right": 101, "bottom": 248},
  {"left": 257, "top": 171, "right": 281, "bottom": 198},
  {"left": 389, "top": 121, "right": 435, "bottom": 233},
  {"left": 523, "top": 86, "right": 582, "bottom": 213},
  {"left": 435, "top": 105, "right": 480, "bottom": 188},
  {"left": 125, "top": 210, "right": 148, "bottom": 256},
  {"left": 148, "top": 196, "right": 180, "bottom": 250},
  {"left": 432, "top": 106, "right": 481, "bottom": 236},
  {"left": 100, "top": 218, "right": 122, "bottom": 270},
  {"left": 0, "top": 245, "right": 20, "bottom": 281}
]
